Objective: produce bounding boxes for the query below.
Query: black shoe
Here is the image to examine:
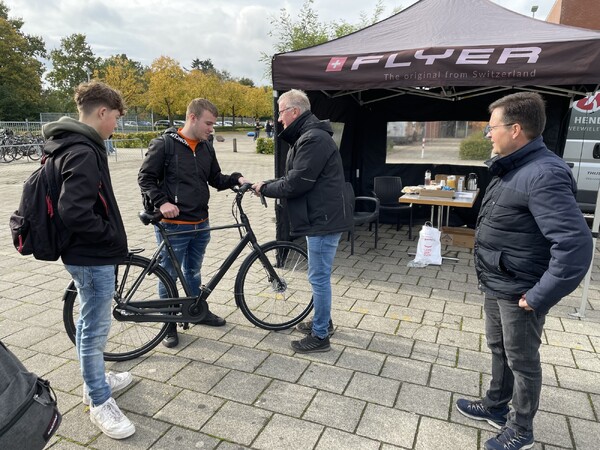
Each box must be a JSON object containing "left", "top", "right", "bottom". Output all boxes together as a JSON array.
[
  {"left": 198, "top": 311, "right": 226, "bottom": 327},
  {"left": 162, "top": 328, "right": 179, "bottom": 348},
  {"left": 291, "top": 334, "right": 331, "bottom": 353},
  {"left": 296, "top": 319, "right": 334, "bottom": 337}
]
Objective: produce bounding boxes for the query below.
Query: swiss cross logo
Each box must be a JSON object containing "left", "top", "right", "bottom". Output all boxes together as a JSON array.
[{"left": 326, "top": 57, "right": 347, "bottom": 72}]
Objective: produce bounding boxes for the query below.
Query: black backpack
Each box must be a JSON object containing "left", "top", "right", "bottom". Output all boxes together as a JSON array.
[
  {"left": 0, "top": 341, "right": 61, "bottom": 449},
  {"left": 9, "top": 143, "right": 98, "bottom": 261}
]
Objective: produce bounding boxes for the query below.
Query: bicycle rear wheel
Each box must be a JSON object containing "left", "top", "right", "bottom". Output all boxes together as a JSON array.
[
  {"left": 235, "top": 241, "right": 312, "bottom": 330},
  {"left": 62, "top": 255, "right": 178, "bottom": 361}
]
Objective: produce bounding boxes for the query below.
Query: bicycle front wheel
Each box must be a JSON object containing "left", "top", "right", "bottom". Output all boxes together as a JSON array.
[
  {"left": 62, "top": 255, "right": 178, "bottom": 361},
  {"left": 235, "top": 241, "right": 312, "bottom": 330}
]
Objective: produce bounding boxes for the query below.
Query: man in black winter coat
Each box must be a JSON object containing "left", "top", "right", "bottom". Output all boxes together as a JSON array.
[
  {"left": 456, "top": 92, "right": 592, "bottom": 450},
  {"left": 252, "top": 89, "right": 352, "bottom": 353},
  {"left": 43, "top": 81, "right": 135, "bottom": 439},
  {"left": 138, "top": 98, "right": 249, "bottom": 348}
]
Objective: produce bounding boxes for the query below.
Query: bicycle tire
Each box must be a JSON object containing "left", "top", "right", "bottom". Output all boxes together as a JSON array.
[
  {"left": 62, "top": 255, "right": 178, "bottom": 361},
  {"left": 28, "top": 143, "right": 43, "bottom": 161},
  {"left": 235, "top": 241, "right": 313, "bottom": 330}
]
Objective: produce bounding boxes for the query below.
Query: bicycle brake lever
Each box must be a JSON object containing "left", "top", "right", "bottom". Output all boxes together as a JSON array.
[{"left": 260, "top": 193, "right": 267, "bottom": 208}]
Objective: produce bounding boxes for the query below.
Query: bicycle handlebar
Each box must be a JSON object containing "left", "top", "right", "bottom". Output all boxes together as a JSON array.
[{"left": 138, "top": 183, "right": 267, "bottom": 226}]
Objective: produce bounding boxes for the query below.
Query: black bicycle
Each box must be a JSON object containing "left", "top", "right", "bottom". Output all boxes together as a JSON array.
[{"left": 62, "top": 184, "right": 312, "bottom": 361}]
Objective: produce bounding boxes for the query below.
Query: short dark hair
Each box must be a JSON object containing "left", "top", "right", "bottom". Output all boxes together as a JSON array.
[
  {"left": 187, "top": 98, "right": 218, "bottom": 118},
  {"left": 489, "top": 92, "right": 546, "bottom": 139},
  {"left": 74, "top": 81, "right": 125, "bottom": 116}
]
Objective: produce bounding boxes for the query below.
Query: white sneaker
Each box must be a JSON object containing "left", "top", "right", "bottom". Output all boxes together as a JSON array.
[
  {"left": 89, "top": 397, "right": 135, "bottom": 439},
  {"left": 83, "top": 371, "right": 133, "bottom": 405}
]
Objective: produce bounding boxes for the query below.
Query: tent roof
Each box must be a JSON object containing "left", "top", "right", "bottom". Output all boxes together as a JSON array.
[{"left": 272, "top": 0, "right": 600, "bottom": 98}]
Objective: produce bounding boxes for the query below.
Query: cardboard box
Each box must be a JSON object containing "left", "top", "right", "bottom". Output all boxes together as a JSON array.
[
  {"left": 420, "top": 189, "right": 455, "bottom": 198},
  {"left": 441, "top": 226, "right": 475, "bottom": 248}
]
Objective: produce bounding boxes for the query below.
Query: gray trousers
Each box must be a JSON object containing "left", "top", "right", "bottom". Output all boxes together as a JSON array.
[{"left": 482, "top": 295, "right": 546, "bottom": 433}]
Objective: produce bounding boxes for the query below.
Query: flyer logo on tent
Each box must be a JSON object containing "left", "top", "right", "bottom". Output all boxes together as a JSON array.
[
  {"left": 326, "top": 57, "right": 347, "bottom": 72},
  {"left": 573, "top": 92, "right": 600, "bottom": 113}
]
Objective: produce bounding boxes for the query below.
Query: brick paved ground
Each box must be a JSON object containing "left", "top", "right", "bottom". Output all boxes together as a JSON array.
[{"left": 0, "top": 132, "right": 599, "bottom": 449}]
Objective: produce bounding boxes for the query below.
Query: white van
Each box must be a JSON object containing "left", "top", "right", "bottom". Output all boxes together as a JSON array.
[{"left": 562, "top": 92, "right": 600, "bottom": 214}]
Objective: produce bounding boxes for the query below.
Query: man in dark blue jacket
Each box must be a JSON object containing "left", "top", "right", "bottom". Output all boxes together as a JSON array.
[
  {"left": 456, "top": 92, "right": 592, "bottom": 450},
  {"left": 253, "top": 89, "right": 352, "bottom": 353}
]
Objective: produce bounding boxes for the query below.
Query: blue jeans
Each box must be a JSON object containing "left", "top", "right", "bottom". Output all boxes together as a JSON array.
[
  {"left": 306, "top": 233, "right": 342, "bottom": 339},
  {"left": 65, "top": 264, "right": 115, "bottom": 407},
  {"left": 482, "top": 295, "right": 546, "bottom": 433},
  {"left": 155, "top": 221, "right": 211, "bottom": 297}
]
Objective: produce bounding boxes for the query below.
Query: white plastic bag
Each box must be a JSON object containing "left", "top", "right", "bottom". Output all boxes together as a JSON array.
[{"left": 408, "top": 222, "right": 442, "bottom": 266}]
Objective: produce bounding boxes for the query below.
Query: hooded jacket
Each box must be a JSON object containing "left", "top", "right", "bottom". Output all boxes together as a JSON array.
[
  {"left": 42, "top": 117, "right": 128, "bottom": 265},
  {"left": 474, "top": 136, "right": 592, "bottom": 314},
  {"left": 137, "top": 129, "right": 241, "bottom": 223},
  {"left": 261, "top": 111, "right": 352, "bottom": 237}
]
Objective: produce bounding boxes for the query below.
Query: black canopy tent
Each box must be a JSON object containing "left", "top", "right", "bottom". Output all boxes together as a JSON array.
[{"left": 271, "top": 0, "right": 600, "bottom": 239}]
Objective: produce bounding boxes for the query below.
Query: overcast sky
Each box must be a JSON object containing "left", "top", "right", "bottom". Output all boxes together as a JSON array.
[{"left": 5, "top": 0, "right": 557, "bottom": 86}]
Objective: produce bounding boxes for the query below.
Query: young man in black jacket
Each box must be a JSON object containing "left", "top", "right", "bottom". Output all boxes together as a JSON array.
[
  {"left": 43, "top": 81, "right": 135, "bottom": 439},
  {"left": 138, "top": 98, "right": 249, "bottom": 348},
  {"left": 252, "top": 89, "right": 352, "bottom": 353}
]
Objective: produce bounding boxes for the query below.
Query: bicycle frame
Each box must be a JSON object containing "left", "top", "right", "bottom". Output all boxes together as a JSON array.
[{"left": 113, "top": 186, "right": 283, "bottom": 323}]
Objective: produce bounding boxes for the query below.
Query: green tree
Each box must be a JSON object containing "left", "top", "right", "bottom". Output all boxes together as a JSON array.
[
  {"left": 0, "top": 1, "right": 46, "bottom": 119},
  {"left": 46, "top": 33, "right": 100, "bottom": 111}
]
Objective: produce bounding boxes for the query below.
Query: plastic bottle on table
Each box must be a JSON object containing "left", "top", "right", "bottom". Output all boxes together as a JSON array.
[{"left": 424, "top": 170, "right": 431, "bottom": 186}]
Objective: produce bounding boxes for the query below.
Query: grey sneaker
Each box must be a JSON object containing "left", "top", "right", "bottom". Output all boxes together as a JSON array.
[
  {"left": 291, "top": 334, "right": 331, "bottom": 353},
  {"left": 296, "top": 319, "right": 334, "bottom": 337},
  {"left": 83, "top": 372, "right": 133, "bottom": 406},
  {"left": 89, "top": 397, "right": 135, "bottom": 439},
  {"left": 456, "top": 399, "right": 508, "bottom": 429}
]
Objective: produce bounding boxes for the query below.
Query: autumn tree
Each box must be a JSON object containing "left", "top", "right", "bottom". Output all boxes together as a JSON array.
[
  {"left": 243, "top": 86, "right": 273, "bottom": 121},
  {"left": 97, "top": 54, "right": 147, "bottom": 111},
  {"left": 0, "top": 1, "right": 46, "bottom": 119},
  {"left": 146, "top": 56, "right": 187, "bottom": 122},
  {"left": 47, "top": 33, "right": 100, "bottom": 111}
]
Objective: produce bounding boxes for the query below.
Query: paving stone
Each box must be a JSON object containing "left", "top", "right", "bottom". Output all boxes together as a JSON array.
[
  {"left": 215, "top": 345, "right": 269, "bottom": 372},
  {"left": 117, "top": 378, "right": 181, "bottom": 417},
  {"left": 336, "top": 346, "right": 386, "bottom": 374},
  {"left": 315, "top": 428, "right": 380, "bottom": 450},
  {"left": 381, "top": 355, "right": 431, "bottom": 385},
  {"left": 375, "top": 291, "right": 411, "bottom": 306},
  {"left": 331, "top": 327, "right": 373, "bottom": 349},
  {"left": 2, "top": 325, "right": 57, "bottom": 348},
  {"left": 415, "top": 417, "right": 478, "bottom": 450},
  {"left": 368, "top": 333, "right": 413, "bottom": 358},
  {"left": 210, "top": 370, "right": 271, "bottom": 404},
  {"left": 356, "top": 403, "right": 419, "bottom": 448},
  {"left": 436, "top": 328, "right": 480, "bottom": 351},
  {"left": 457, "top": 348, "right": 491, "bottom": 374},
  {"left": 412, "top": 341, "right": 457, "bottom": 366},
  {"left": 387, "top": 305, "right": 425, "bottom": 323},
  {"left": 154, "top": 390, "right": 224, "bottom": 430},
  {"left": 254, "top": 353, "right": 310, "bottom": 382},
  {"left": 254, "top": 331, "right": 296, "bottom": 356},
  {"left": 409, "top": 296, "right": 446, "bottom": 313},
  {"left": 345, "top": 371, "right": 400, "bottom": 407},
  {"left": 429, "top": 365, "right": 480, "bottom": 397},
  {"left": 357, "top": 314, "right": 399, "bottom": 335},
  {"left": 572, "top": 349, "right": 600, "bottom": 372},
  {"left": 555, "top": 365, "right": 600, "bottom": 394},
  {"left": 177, "top": 336, "right": 232, "bottom": 363},
  {"left": 297, "top": 362, "right": 353, "bottom": 394},
  {"left": 395, "top": 383, "right": 452, "bottom": 419},
  {"left": 251, "top": 414, "right": 324, "bottom": 450},
  {"left": 545, "top": 329, "right": 594, "bottom": 352},
  {"left": 220, "top": 324, "right": 270, "bottom": 348},
  {"left": 350, "top": 299, "right": 389, "bottom": 316},
  {"left": 151, "top": 426, "right": 220, "bottom": 450},
  {"left": 132, "top": 353, "right": 190, "bottom": 382},
  {"left": 303, "top": 390, "right": 365, "bottom": 432},
  {"left": 532, "top": 410, "right": 573, "bottom": 448},
  {"left": 539, "top": 384, "right": 595, "bottom": 420},
  {"left": 255, "top": 379, "right": 315, "bottom": 417}
]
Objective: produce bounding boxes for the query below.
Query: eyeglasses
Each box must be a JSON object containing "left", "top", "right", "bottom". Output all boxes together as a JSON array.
[
  {"left": 279, "top": 106, "right": 295, "bottom": 114},
  {"left": 484, "top": 123, "right": 515, "bottom": 135}
]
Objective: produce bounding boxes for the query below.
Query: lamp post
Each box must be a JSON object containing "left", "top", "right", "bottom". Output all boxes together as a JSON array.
[
  {"left": 531, "top": 5, "right": 538, "bottom": 18},
  {"left": 85, "top": 68, "right": 91, "bottom": 82}
]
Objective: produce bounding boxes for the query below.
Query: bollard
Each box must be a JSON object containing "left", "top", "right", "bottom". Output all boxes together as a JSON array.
[{"left": 233, "top": 138, "right": 237, "bottom": 152}]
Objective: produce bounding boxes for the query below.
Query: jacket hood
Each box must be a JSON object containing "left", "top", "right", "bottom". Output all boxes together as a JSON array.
[
  {"left": 279, "top": 111, "right": 333, "bottom": 145},
  {"left": 42, "top": 116, "right": 106, "bottom": 150}
]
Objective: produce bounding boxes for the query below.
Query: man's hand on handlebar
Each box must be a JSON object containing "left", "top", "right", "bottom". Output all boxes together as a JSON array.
[
  {"left": 159, "top": 202, "right": 180, "bottom": 219},
  {"left": 251, "top": 181, "right": 265, "bottom": 194}
]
